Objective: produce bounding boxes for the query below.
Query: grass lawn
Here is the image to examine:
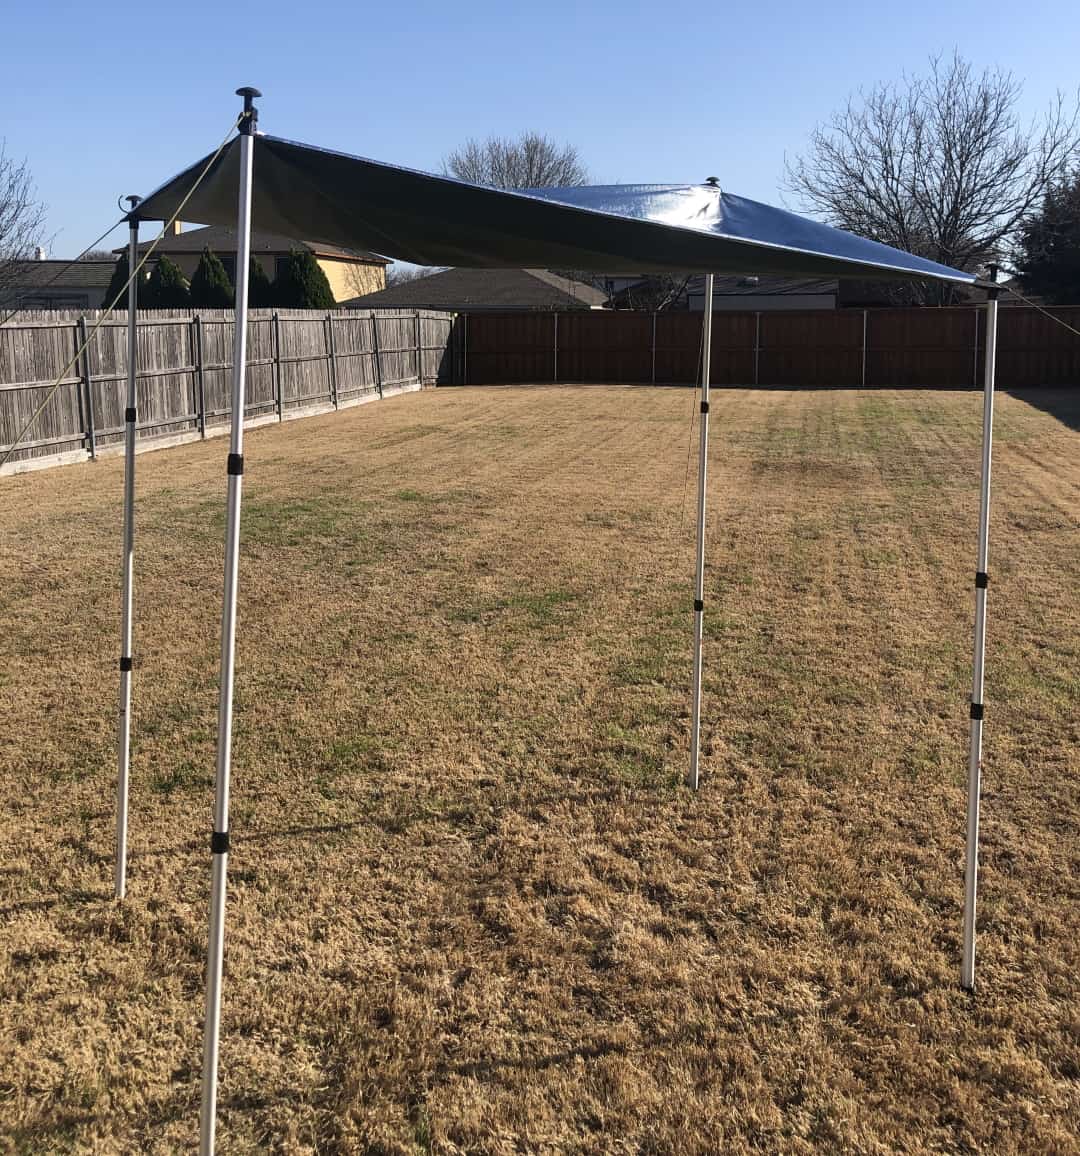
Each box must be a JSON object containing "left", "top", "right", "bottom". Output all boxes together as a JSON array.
[{"left": 0, "top": 385, "right": 1077, "bottom": 1154}]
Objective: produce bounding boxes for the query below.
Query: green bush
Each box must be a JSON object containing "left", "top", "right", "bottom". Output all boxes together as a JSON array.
[
  {"left": 189, "top": 248, "right": 235, "bottom": 308},
  {"left": 248, "top": 257, "right": 275, "bottom": 308},
  {"left": 273, "top": 248, "right": 336, "bottom": 309},
  {"left": 103, "top": 253, "right": 148, "bottom": 310},
  {"left": 144, "top": 256, "right": 190, "bottom": 308}
]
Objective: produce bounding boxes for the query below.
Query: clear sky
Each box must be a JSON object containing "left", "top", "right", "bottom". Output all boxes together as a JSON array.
[{"left": 2, "top": 0, "right": 1076, "bottom": 258}]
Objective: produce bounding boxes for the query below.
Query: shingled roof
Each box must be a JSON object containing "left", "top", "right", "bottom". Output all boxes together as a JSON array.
[
  {"left": 0, "top": 260, "right": 115, "bottom": 308},
  {"left": 344, "top": 267, "right": 607, "bottom": 311},
  {"left": 118, "top": 225, "right": 388, "bottom": 265},
  {"left": 4, "top": 260, "right": 115, "bottom": 290}
]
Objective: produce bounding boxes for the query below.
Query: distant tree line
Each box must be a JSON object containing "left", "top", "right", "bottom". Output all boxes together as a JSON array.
[{"left": 104, "top": 246, "right": 337, "bottom": 310}]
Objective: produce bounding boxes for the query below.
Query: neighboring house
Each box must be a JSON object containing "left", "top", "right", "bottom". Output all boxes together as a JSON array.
[
  {"left": 0, "top": 260, "right": 115, "bottom": 310},
  {"left": 118, "top": 224, "right": 389, "bottom": 302},
  {"left": 344, "top": 267, "right": 608, "bottom": 311},
  {"left": 681, "top": 274, "right": 1006, "bottom": 311},
  {"left": 604, "top": 274, "right": 840, "bottom": 311},
  {"left": 686, "top": 275, "right": 840, "bottom": 311}
]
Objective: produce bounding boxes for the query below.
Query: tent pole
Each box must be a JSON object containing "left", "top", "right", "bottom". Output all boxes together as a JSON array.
[
  {"left": 688, "top": 272, "right": 714, "bottom": 790},
  {"left": 200, "top": 86, "right": 259, "bottom": 1156},
  {"left": 961, "top": 273, "right": 999, "bottom": 991},
  {"left": 115, "top": 196, "right": 141, "bottom": 900}
]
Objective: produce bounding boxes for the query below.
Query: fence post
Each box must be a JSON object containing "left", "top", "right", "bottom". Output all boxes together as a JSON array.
[
  {"left": 325, "top": 311, "right": 338, "bottom": 408},
  {"left": 553, "top": 313, "right": 558, "bottom": 382},
  {"left": 194, "top": 314, "right": 207, "bottom": 437},
  {"left": 651, "top": 312, "right": 657, "bottom": 384},
  {"left": 754, "top": 312, "right": 761, "bottom": 386},
  {"left": 862, "top": 309, "right": 869, "bottom": 387},
  {"left": 71, "top": 321, "right": 87, "bottom": 454},
  {"left": 371, "top": 311, "right": 383, "bottom": 398},
  {"left": 272, "top": 311, "right": 283, "bottom": 420},
  {"left": 77, "top": 316, "right": 97, "bottom": 460},
  {"left": 463, "top": 313, "right": 468, "bottom": 385},
  {"left": 415, "top": 310, "right": 423, "bottom": 385}
]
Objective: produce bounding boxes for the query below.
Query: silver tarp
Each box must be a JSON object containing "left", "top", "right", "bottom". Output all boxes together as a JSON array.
[{"left": 137, "top": 134, "right": 974, "bottom": 284}]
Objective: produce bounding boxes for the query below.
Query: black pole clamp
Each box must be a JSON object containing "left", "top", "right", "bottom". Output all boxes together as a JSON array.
[
  {"left": 227, "top": 453, "right": 244, "bottom": 476},
  {"left": 211, "top": 831, "right": 230, "bottom": 854},
  {"left": 975, "top": 571, "right": 989, "bottom": 589},
  {"left": 970, "top": 703, "right": 985, "bottom": 721},
  {"left": 700, "top": 401, "right": 710, "bottom": 415},
  {"left": 694, "top": 598, "right": 704, "bottom": 613}
]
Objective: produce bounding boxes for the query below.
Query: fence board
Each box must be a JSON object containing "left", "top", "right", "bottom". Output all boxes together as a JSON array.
[
  {"left": 459, "top": 305, "right": 1080, "bottom": 391},
  {"left": 1, "top": 307, "right": 453, "bottom": 470}
]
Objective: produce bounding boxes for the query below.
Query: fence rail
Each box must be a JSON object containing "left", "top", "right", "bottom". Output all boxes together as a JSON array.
[
  {"left": 0, "top": 307, "right": 456, "bottom": 471},
  {"left": 461, "top": 305, "right": 1080, "bottom": 389}
]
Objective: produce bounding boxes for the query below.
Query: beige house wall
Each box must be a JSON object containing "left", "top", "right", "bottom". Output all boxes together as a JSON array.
[{"left": 317, "top": 258, "right": 385, "bottom": 301}]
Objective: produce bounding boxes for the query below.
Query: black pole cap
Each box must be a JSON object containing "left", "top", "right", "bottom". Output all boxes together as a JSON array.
[
  {"left": 237, "top": 87, "right": 261, "bottom": 133},
  {"left": 123, "top": 194, "right": 142, "bottom": 223}
]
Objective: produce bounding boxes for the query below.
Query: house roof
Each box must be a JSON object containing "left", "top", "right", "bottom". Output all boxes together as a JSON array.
[
  {"left": 344, "top": 267, "right": 608, "bottom": 311},
  {"left": 117, "top": 224, "right": 389, "bottom": 265},
  {"left": 3, "top": 260, "right": 116, "bottom": 291}
]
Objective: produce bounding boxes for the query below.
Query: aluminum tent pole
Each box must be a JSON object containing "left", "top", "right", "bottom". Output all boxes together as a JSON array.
[
  {"left": 115, "top": 195, "right": 141, "bottom": 900},
  {"left": 961, "top": 271, "right": 999, "bottom": 991},
  {"left": 688, "top": 272, "right": 714, "bottom": 790},
  {"left": 200, "top": 86, "right": 259, "bottom": 1156}
]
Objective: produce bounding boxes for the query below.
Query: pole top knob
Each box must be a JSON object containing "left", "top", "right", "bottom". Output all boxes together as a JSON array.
[
  {"left": 236, "top": 87, "right": 261, "bottom": 133},
  {"left": 705, "top": 176, "right": 720, "bottom": 187}
]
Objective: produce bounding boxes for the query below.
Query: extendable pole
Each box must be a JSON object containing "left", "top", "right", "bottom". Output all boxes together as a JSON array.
[
  {"left": 115, "top": 195, "right": 141, "bottom": 900},
  {"left": 688, "top": 271, "right": 714, "bottom": 789},
  {"left": 961, "top": 271, "right": 999, "bottom": 991},
  {"left": 200, "top": 86, "right": 259, "bottom": 1156}
]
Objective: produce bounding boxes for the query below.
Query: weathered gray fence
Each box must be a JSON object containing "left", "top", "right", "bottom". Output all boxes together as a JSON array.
[{"left": 0, "top": 308, "right": 456, "bottom": 471}]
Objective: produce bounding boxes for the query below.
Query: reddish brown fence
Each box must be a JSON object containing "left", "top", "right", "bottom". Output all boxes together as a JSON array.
[{"left": 461, "top": 306, "right": 1080, "bottom": 388}]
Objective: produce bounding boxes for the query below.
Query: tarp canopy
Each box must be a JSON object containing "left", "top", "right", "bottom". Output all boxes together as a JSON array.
[{"left": 137, "top": 135, "right": 975, "bottom": 285}]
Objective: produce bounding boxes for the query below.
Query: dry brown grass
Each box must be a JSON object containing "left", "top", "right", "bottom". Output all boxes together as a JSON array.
[{"left": 0, "top": 385, "right": 1077, "bottom": 1155}]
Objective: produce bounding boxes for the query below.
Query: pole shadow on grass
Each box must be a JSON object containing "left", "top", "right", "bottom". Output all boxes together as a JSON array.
[{"left": 1008, "top": 387, "right": 1080, "bottom": 433}]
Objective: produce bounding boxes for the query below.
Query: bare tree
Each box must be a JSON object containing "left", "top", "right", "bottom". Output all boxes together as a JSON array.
[
  {"left": 0, "top": 143, "right": 47, "bottom": 296},
  {"left": 79, "top": 249, "right": 115, "bottom": 261},
  {"left": 341, "top": 261, "right": 441, "bottom": 300},
  {"left": 613, "top": 274, "right": 692, "bottom": 312},
  {"left": 785, "top": 54, "right": 1080, "bottom": 302},
  {"left": 443, "top": 132, "right": 589, "bottom": 189},
  {"left": 385, "top": 264, "right": 441, "bottom": 288}
]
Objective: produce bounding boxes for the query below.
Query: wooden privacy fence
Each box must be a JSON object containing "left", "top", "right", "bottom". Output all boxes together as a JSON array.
[
  {"left": 0, "top": 308, "right": 456, "bottom": 469},
  {"left": 461, "top": 305, "right": 1080, "bottom": 388}
]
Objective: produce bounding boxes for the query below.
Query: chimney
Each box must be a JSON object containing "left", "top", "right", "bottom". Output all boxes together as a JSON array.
[
  {"left": 169, "top": 220, "right": 183, "bottom": 236},
  {"left": 35, "top": 246, "right": 48, "bottom": 260}
]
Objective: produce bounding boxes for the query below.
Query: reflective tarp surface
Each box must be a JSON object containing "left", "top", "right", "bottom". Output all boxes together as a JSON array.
[{"left": 137, "top": 135, "right": 974, "bottom": 284}]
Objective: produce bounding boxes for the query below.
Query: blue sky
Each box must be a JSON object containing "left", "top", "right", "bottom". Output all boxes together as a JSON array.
[{"left": 2, "top": 0, "right": 1076, "bottom": 258}]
